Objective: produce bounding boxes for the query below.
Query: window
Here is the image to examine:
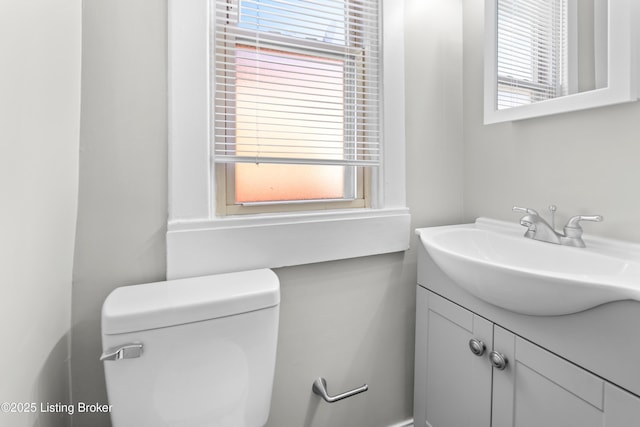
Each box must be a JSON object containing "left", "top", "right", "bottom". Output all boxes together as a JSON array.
[
  {"left": 213, "top": 0, "right": 380, "bottom": 214},
  {"left": 496, "top": 0, "right": 569, "bottom": 109},
  {"left": 167, "top": 0, "right": 409, "bottom": 278}
]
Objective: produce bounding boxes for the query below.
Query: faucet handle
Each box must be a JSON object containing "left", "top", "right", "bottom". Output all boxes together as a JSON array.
[
  {"left": 563, "top": 215, "right": 603, "bottom": 238},
  {"left": 565, "top": 215, "right": 604, "bottom": 228},
  {"left": 512, "top": 206, "right": 539, "bottom": 216}
]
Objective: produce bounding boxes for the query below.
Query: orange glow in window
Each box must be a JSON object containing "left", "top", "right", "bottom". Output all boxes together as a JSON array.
[
  {"left": 234, "top": 45, "right": 347, "bottom": 203},
  {"left": 236, "top": 163, "right": 345, "bottom": 203}
]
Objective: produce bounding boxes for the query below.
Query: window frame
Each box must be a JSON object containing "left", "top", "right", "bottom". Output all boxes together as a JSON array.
[
  {"left": 215, "top": 17, "right": 370, "bottom": 214},
  {"left": 484, "top": 0, "right": 638, "bottom": 124},
  {"left": 219, "top": 164, "right": 369, "bottom": 215},
  {"left": 167, "top": 0, "right": 409, "bottom": 279}
]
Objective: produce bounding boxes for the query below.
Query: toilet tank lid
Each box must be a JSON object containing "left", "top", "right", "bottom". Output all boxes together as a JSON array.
[{"left": 102, "top": 269, "right": 280, "bottom": 335}]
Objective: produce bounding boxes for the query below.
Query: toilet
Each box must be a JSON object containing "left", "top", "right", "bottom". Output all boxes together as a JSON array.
[{"left": 100, "top": 269, "right": 280, "bottom": 427}]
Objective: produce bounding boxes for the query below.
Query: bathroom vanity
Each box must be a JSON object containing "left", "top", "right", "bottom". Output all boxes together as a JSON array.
[{"left": 414, "top": 222, "right": 640, "bottom": 427}]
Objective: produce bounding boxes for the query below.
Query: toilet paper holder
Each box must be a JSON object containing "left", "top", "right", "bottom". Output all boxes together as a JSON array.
[{"left": 312, "top": 377, "right": 368, "bottom": 403}]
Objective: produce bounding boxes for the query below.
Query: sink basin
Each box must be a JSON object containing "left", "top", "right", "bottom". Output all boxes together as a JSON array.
[{"left": 417, "top": 218, "right": 640, "bottom": 316}]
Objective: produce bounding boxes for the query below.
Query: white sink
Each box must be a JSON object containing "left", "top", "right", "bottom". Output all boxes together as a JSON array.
[{"left": 417, "top": 218, "right": 640, "bottom": 316}]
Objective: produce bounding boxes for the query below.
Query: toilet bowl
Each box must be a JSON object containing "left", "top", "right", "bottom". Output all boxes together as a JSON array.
[{"left": 100, "top": 269, "right": 280, "bottom": 427}]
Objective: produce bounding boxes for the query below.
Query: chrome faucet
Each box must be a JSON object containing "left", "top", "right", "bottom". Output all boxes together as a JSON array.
[{"left": 513, "top": 206, "right": 603, "bottom": 248}]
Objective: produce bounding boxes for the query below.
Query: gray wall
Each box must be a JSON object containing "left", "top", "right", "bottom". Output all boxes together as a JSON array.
[
  {"left": 0, "top": 1, "right": 81, "bottom": 427},
  {"left": 71, "top": 1, "right": 168, "bottom": 426},
  {"left": 70, "top": 1, "right": 464, "bottom": 427},
  {"left": 463, "top": 0, "right": 640, "bottom": 241},
  {"left": 68, "top": 0, "right": 640, "bottom": 425}
]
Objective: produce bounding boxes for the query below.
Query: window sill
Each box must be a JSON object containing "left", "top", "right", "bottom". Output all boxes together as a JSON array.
[{"left": 166, "top": 208, "right": 411, "bottom": 279}]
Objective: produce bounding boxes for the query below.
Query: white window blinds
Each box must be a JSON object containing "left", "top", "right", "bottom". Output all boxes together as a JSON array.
[
  {"left": 496, "top": 0, "right": 568, "bottom": 109},
  {"left": 213, "top": 0, "right": 381, "bottom": 167}
]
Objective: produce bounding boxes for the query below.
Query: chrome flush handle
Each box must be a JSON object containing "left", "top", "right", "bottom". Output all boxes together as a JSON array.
[{"left": 100, "top": 343, "right": 143, "bottom": 361}]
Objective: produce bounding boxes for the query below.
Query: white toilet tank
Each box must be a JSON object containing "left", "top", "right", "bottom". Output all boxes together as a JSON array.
[{"left": 101, "top": 269, "right": 280, "bottom": 427}]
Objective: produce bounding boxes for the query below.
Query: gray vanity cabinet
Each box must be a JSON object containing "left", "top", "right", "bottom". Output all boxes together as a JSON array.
[
  {"left": 414, "top": 287, "right": 492, "bottom": 427},
  {"left": 491, "top": 325, "right": 640, "bottom": 427},
  {"left": 415, "top": 287, "right": 640, "bottom": 427}
]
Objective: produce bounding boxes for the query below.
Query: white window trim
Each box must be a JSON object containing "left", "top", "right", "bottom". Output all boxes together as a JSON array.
[
  {"left": 484, "top": 0, "right": 639, "bottom": 124},
  {"left": 167, "top": 0, "right": 409, "bottom": 279}
]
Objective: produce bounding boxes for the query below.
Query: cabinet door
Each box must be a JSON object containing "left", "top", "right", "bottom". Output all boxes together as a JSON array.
[
  {"left": 415, "top": 289, "right": 493, "bottom": 427},
  {"left": 492, "top": 326, "right": 640, "bottom": 427}
]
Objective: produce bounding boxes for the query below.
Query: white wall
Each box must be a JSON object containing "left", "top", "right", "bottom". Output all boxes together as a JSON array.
[
  {"left": 70, "top": 0, "right": 464, "bottom": 426},
  {"left": 266, "top": 4, "right": 465, "bottom": 424},
  {"left": 0, "top": 1, "right": 81, "bottom": 427},
  {"left": 68, "top": 1, "right": 640, "bottom": 425},
  {"left": 463, "top": 0, "right": 640, "bottom": 242},
  {"left": 405, "top": 0, "right": 465, "bottom": 229},
  {"left": 71, "top": 1, "right": 168, "bottom": 426},
  {"left": 12, "top": 0, "right": 638, "bottom": 426}
]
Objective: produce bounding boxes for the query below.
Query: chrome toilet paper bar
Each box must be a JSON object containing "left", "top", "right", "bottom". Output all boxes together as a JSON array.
[{"left": 311, "top": 377, "right": 368, "bottom": 403}]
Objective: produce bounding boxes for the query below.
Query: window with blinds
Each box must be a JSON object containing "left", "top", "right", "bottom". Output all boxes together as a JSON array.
[
  {"left": 213, "top": 0, "right": 380, "bottom": 212},
  {"left": 496, "top": 0, "right": 568, "bottom": 109}
]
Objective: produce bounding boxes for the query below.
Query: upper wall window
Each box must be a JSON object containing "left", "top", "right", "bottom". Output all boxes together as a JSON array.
[
  {"left": 213, "top": 0, "right": 380, "bottom": 215},
  {"left": 167, "top": 0, "right": 408, "bottom": 278}
]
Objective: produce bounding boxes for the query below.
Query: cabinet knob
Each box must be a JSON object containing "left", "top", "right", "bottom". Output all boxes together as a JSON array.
[
  {"left": 468, "top": 338, "right": 486, "bottom": 357},
  {"left": 489, "top": 351, "right": 508, "bottom": 370}
]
